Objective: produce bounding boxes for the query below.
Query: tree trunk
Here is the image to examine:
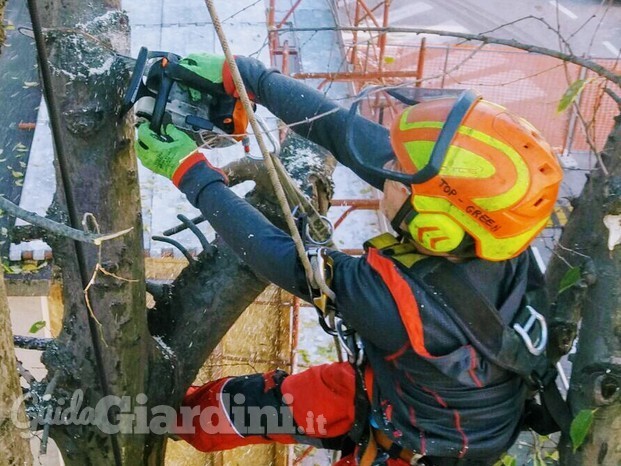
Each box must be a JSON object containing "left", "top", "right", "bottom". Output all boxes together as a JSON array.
[
  {"left": 18, "top": 0, "right": 340, "bottom": 466},
  {"left": 0, "top": 269, "right": 34, "bottom": 466},
  {"left": 26, "top": 2, "right": 336, "bottom": 463},
  {"left": 148, "top": 134, "right": 336, "bottom": 402},
  {"left": 547, "top": 115, "right": 621, "bottom": 465},
  {"left": 35, "top": 1, "right": 152, "bottom": 464}
]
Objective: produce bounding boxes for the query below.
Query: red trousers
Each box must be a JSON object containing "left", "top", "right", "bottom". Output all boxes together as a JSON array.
[{"left": 175, "top": 362, "right": 408, "bottom": 465}]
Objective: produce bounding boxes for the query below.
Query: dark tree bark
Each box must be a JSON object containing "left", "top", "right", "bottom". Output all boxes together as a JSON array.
[
  {"left": 546, "top": 115, "right": 621, "bottom": 465},
  {"left": 35, "top": 2, "right": 151, "bottom": 464}
]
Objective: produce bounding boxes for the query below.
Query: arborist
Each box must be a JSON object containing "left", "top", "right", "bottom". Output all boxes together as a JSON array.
[{"left": 134, "top": 53, "right": 563, "bottom": 465}]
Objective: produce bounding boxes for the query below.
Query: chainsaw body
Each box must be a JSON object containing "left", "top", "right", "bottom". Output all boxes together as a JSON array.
[{"left": 122, "top": 47, "right": 241, "bottom": 148}]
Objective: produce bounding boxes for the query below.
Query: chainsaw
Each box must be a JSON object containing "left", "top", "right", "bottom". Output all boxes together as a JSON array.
[{"left": 122, "top": 46, "right": 250, "bottom": 149}]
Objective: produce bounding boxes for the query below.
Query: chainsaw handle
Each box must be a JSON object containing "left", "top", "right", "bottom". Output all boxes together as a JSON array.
[
  {"left": 149, "top": 72, "right": 175, "bottom": 134},
  {"left": 166, "top": 63, "right": 228, "bottom": 97}
]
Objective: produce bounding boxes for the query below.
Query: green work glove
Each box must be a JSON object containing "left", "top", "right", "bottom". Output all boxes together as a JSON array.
[
  {"left": 135, "top": 123, "right": 198, "bottom": 180},
  {"left": 179, "top": 53, "right": 226, "bottom": 101}
]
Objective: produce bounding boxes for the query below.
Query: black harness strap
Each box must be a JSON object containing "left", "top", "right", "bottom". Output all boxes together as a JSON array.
[
  {"left": 412, "top": 259, "right": 573, "bottom": 436},
  {"left": 422, "top": 262, "right": 524, "bottom": 373},
  {"left": 349, "top": 366, "right": 371, "bottom": 444}
]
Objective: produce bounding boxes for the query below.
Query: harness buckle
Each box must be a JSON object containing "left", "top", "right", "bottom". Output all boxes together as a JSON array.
[{"left": 513, "top": 305, "right": 548, "bottom": 356}]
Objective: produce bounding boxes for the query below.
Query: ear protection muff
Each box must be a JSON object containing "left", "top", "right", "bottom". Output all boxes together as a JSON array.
[
  {"left": 390, "top": 196, "right": 466, "bottom": 254},
  {"left": 407, "top": 212, "right": 465, "bottom": 253}
]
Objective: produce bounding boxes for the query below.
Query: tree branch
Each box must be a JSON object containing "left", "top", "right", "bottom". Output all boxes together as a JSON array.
[
  {"left": 279, "top": 26, "right": 621, "bottom": 87},
  {"left": 14, "top": 335, "right": 53, "bottom": 351},
  {"left": 0, "top": 196, "right": 132, "bottom": 245},
  {"left": 151, "top": 133, "right": 336, "bottom": 404},
  {"left": 606, "top": 87, "right": 621, "bottom": 108}
]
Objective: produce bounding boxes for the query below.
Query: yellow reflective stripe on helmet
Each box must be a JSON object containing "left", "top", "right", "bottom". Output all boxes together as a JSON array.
[
  {"left": 404, "top": 141, "right": 496, "bottom": 179},
  {"left": 398, "top": 114, "right": 530, "bottom": 211},
  {"left": 412, "top": 196, "right": 547, "bottom": 261},
  {"left": 398, "top": 111, "right": 443, "bottom": 131},
  {"left": 459, "top": 126, "right": 530, "bottom": 212}
]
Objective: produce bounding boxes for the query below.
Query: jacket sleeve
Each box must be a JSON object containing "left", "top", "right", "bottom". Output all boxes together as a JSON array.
[
  {"left": 178, "top": 161, "right": 409, "bottom": 352},
  {"left": 232, "top": 57, "right": 394, "bottom": 190}
]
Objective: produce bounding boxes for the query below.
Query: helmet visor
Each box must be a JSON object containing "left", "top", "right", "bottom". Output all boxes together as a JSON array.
[{"left": 346, "top": 88, "right": 481, "bottom": 186}]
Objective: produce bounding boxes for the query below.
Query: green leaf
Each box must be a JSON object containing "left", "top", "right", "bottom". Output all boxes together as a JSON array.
[
  {"left": 571, "top": 409, "right": 596, "bottom": 452},
  {"left": 557, "top": 79, "right": 587, "bottom": 113},
  {"left": 29, "top": 321, "right": 46, "bottom": 334},
  {"left": 559, "top": 266, "right": 581, "bottom": 294},
  {"left": 500, "top": 454, "right": 517, "bottom": 466},
  {"left": 21, "top": 262, "right": 39, "bottom": 273}
]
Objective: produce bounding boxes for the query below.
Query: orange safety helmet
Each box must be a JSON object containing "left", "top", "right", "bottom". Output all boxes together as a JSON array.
[{"left": 387, "top": 93, "right": 563, "bottom": 261}]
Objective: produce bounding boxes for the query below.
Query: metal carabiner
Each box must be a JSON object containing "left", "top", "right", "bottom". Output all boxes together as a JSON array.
[
  {"left": 513, "top": 305, "right": 548, "bottom": 356},
  {"left": 336, "top": 318, "right": 355, "bottom": 361},
  {"left": 246, "top": 113, "right": 280, "bottom": 160},
  {"left": 336, "top": 319, "right": 365, "bottom": 366},
  {"left": 305, "top": 216, "right": 335, "bottom": 246},
  {"left": 307, "top": 247, "right": 336, "bottom": 307}
]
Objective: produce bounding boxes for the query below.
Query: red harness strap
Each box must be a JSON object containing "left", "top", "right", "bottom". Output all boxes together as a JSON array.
[{"left": 366, "top": 248, "right": 435, "bottom": 359}]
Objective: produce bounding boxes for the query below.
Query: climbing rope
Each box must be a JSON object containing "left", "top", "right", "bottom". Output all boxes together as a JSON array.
[
  {"left": 204, "top": 0, "right": 345, "bottom": 362},
  {"left": 204, "top": 0, "right": 335, "bottom": 300}
]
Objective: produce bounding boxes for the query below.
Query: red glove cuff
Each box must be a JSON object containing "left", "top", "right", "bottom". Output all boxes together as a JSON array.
[
  {"left": 172, "top": 151, "right": 229, "bottom": 188},
  {"left": 222, "top": 59, "right": 256, "bottom": 101}
]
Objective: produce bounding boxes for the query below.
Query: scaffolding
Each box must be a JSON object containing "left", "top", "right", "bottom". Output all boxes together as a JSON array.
[
  {"left": 266, "top": 0, "right": 415, "bottom": 258},
  {"left": 268, "top": 0, "right": 425, "bottom": 85}
]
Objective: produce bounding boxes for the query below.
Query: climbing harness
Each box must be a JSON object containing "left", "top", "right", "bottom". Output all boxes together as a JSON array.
[{"left": 365, "top": 232, "right": 572, "bottom": 437}]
